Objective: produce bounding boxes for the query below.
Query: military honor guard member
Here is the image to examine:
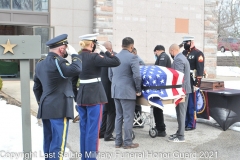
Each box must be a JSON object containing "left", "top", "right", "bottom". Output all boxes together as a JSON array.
[
  {"left": 73, "top": 33, "right": 120, "bottom": 160},
  {"left": 33, "top": 34, "right": 82, "bottom": 159},
  {"left": 182, "top": 36, "right": 205, "bottom": 131}
]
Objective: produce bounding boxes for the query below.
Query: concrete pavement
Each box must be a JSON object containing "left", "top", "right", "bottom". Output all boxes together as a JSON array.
[{"left": 1, "top": 76, "right": 240, "bottom": 160}]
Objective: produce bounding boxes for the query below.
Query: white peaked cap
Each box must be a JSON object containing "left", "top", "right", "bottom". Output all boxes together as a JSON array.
[
  {"left": 182, "top": 35, "right": 194, "bottom": 42},
  {"left": 79, "top": 33, "right": 99, "bottom": 41}
]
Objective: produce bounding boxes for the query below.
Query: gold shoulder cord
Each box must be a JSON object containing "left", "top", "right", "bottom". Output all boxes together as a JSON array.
[
  {"left": 73, "top": 57, "right": 82, "bottom": 63},
  {"left": 54, "top": 56, "right": 60, "bottom": 61},
  {"left": 37, "top": 58, "right": 44, "bottom": 63}
]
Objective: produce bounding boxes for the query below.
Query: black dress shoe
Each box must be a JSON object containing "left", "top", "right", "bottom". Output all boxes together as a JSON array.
[
  {"left": 104, "top": 136, "right": 115, "bottom": 141},
  {"left": 158, "top": 131, "right": 167, "bottom": 137},
  {"left": 99, "top": 135, "right": 104, "bottom": 139},
  {"left": 185, "top": 127, "right": 195, "bottom": 131}
]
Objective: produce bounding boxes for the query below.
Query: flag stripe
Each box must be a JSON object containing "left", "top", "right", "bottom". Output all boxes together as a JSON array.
[{"left": 140, "top": 66, "right": 185, "bottom": 109}]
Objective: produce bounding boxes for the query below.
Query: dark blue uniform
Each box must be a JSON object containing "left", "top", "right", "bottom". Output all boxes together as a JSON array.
[
  {"left": 34, "top": 53, "right": 82, "bottom": 119},
  {"left": 183, "top": 47, "right": 204, "bottom": 130},
  {"left": 33, "top": 34, "right": 82, "bottom": 160},
  {"left": 73, "top": 49, "right": 120, "bottom": 160}
]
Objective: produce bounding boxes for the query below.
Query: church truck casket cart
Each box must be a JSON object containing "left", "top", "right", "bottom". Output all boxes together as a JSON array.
[{"left": 136, "top": 65, "right": 185, "bottom": 137}]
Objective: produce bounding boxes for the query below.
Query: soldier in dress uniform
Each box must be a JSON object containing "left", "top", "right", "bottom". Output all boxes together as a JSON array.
[
  {"left": 33, "top": 34, "right": 82, "bottom": 159},
  {"left": 73, "top": 33, "right": 120, "bottom": 160},
  {"left": 182, "top": 36, "right": 205, "bottom": 131}
]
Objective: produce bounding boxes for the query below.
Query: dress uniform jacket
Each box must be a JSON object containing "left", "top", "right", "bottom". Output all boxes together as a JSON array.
[
  {"left": 183, "top": 46, "right": 204, "bottom": 129},
  {"left": 33, "top": 52, "right": 82, "bottom": 119},
  {"left": 75, "top": 49, "right": 120, "bottom": 106},
  {"left": 182, "top": 47, "right": 204, "bottom": 78}
]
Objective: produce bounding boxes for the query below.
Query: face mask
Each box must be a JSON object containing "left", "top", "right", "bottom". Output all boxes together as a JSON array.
[
  {"left": 154, "top": 55, "right": 157, "bottom": 60},
  {"left": 63, "top": 52, "right": 68, "bottom": 58},
  {"left": 184, "top": 43, "right": 190, "bottom": 50},
  {"left": 92, "top": 43, "right": 96, "bottom": 52}
]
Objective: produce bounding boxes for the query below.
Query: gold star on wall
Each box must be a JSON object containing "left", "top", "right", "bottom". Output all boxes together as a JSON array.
[{"left": 0, "top": 39, "right": 17, "bottom": 54}]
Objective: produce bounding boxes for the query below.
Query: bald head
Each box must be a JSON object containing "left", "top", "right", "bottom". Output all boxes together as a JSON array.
[
  {"left": 169, "top": 44, "right": 180, "bottom": 57},
  {"left": 103, "top": 41, "right": 112, "bottom": 52}
]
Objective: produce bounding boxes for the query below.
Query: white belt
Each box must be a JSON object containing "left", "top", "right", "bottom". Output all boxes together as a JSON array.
[{"left": 80, "top": 78, "right": 101, "bottom": 84}]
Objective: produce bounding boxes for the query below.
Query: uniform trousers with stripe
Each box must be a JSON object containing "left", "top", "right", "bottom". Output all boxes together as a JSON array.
[
  {"left": 77, "top": 104, "right": 102, "bottom": 160},
  {"left": 185, "top": 74, "right": 197, "bottom": 129},
  {"left": 185, "top": 92, "right": 196, "bottom": 128},
  {"left": 42, "top": 118, "right": 69, "bottom": 160}
]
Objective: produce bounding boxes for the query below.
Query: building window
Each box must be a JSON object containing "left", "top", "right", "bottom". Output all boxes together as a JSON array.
[
  {"left": 34, "top": 27, "right": 49, "bottom": 55},
  {"left": 0, "top": 0, "right": 10, "bottom": 9},
  {"left": 34, "top": 0, "right": 48, "bottom": 12},
  {"left": 175, "top": 18, "right": 189, "bottom": 33},
  {"left": 12, "top": 0, "right": 33, "bottom": 10},
  {"left": 0, "top": 0, "right": 48, "bottom": 12}
]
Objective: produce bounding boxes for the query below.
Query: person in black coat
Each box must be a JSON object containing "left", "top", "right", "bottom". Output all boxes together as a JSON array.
[
  {"left": 153, "top": 45, "right": 172, "bottom": 137},
  {"left": 99, "top": 41, "right": 117, "bottom": 141},
  {"left": 33, "top": 34, "right": 82, "bottom": 159}
]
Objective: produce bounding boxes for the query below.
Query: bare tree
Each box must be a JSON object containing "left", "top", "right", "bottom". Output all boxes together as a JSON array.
[
  {"left": 214, "top": 0, "right": 240, "bottom": 67},
  {"left": 216, "top": 0, "right": 240, "bottom": 38}
]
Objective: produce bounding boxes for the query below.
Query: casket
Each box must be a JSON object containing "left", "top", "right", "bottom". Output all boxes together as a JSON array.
[{"left": 139, "top": 65, "right": 186, "bottom": 109}]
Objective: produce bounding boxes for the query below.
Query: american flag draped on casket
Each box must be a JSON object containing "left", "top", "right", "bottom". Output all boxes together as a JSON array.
[{"left": 140, "top": 65, "right": 186, "bottom": 110}]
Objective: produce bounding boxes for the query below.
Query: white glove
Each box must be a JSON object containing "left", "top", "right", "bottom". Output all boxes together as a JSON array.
[
  {"left": 193, "top": 86, "right": 199, "bottom": 92},
  {"left": 98, "top": 44, "right": 107, "bottom": 53},
  {"left": 66, "top": 44, "right": 78, "bottom": 55}
]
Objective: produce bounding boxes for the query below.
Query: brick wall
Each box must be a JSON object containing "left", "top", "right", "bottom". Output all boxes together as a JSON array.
[
  {"left": 112, "top": 0, "right": 205, "bottom": 63},
  {"left": 204, "top": 0, "right": 218, "bottom": 78},
  {"left": 93, "top": 0, "right": 220, "bottom": 77},
  {"left": 93, "top": 0, "right": 113, "bottom": 44}
]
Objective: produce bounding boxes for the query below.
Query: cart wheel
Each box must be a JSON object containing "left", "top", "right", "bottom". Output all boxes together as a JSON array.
[
  {"left": 149, "top": 128, "right": 158, "bottom": 138},
  {"left": 132, "top": 131, "right": 135, "bottom": 140}
]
